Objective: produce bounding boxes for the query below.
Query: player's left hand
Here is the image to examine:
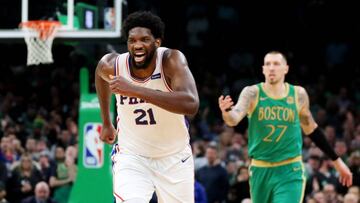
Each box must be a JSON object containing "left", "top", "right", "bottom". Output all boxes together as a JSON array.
[
  {"left": 100, "top": 124, "right": 117, "bottom": 144},
  {"left": 332, "top": 158, "right": 353, "bottom": 187},
  {"left": 109, "top": 75, "right": 137, "bottom": 96}
]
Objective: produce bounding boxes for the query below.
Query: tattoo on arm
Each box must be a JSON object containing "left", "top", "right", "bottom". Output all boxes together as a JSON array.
[
  {"left": 297, "top": 87, "right": 317, "bottom": 134},
  {"left": 299, "top": 113, "right": 311, "bottom": 126},
  {"left": 222, "top": 85, "right": 257, "bottom": 126},
  {"left": 234, "top": 85, "right": 258, "bottom": 118}
]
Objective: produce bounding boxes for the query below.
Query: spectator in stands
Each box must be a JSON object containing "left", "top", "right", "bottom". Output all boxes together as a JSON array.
[
  {"left": 313, "top": 191, "right": 326, "bottom": 203},
  {"left": 325, "top": 125, "right": 337, "bottom": 147},
  {"left": 323, "top": 183, "right": 342, "bottom": 203},
  {"left": 49, "top": 145, "right": 76, "bottom": 203},
  {"left": 348, "top": 151, "right": 360, "bottom": 187},
  {"left": 193, "top": 140, "right": 208, "bottom": 171},
  {"left": 37, "top": 151, "right": 54, "bottom": 183},
  {"left": 0, "top": 161, "right": 7, "bottom": 185},
  {"left": 7, "top": 153, "right": 43, "bottom": 203},
  {"left": 347, "top": 186, "right": 359, "bottom": 199},
  {"left": 0, "top": 136, "right": 18, "bottom": 170},
  {"left": 24, "top": 137, "right": 37, "bottom": 159},
  {"left": 196, "top": 144, "right": 229, "bottom": 203},
  {"left": 335, "top": 139, "right": 349, "bottom": 163},
  {"left": 227, "top": 165, "right": 250, "bottom": 203},
  {"left": 21, "top": 181, "right": 57, "bottom": 203},
  {"left": 0, "top": 181, "right": 9, "bottom": 203},
  {"left": 343, "top": 193, "right": 358, "bottom": 203}
]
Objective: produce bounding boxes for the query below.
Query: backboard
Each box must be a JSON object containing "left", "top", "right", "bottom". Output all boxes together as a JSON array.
[{"left": 0, "top": 0, "right": 123, "bottom": 40}]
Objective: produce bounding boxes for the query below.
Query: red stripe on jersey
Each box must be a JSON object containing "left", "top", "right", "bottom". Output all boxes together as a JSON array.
[
  {"left": 113, "top": 192, "right": 124, "bottom": 201},
  {"left": 115, "top": 55, "right": 119, "bottom": 77}
]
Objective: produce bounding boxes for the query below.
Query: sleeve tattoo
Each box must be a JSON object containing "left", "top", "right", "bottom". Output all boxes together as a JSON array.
[
  {"left": 297, "top": 87, "right": 317, "bottom": 134},
  {"left": 233, "top": 85, "right": 258, "bottom": 118},
  {"left": 222, "top": 86, "right": 257, "bottom": 126}
]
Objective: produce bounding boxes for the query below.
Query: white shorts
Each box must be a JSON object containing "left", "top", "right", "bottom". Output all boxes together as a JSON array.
[{"left": 111, "top": 144, "right": 194, "bottom": 203}]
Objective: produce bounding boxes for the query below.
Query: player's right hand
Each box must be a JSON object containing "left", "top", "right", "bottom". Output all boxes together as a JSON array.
[
  {"left": 109, "top": 75, "right": 137, "bottom": 97},
  {"left": 100, "top": 124, "right": 117, "bottom": 144},
  {"left": 218, "top": 95, "right": 234, "bottom": 113}
]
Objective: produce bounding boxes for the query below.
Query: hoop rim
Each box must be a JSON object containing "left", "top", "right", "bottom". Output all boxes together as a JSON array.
[
  {"left": 20, "top": 20, "right": 61, "bottom": 41},
  {"left": 20, "top": 20, "right": 61, "bottom": 66},
  {"left": 19, "top": 20, "right": 61, "bottom": 29}
]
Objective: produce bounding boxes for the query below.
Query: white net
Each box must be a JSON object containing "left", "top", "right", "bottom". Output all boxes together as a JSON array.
[{"left": 21, "top": 21, "right": 60, "bottom": 66}]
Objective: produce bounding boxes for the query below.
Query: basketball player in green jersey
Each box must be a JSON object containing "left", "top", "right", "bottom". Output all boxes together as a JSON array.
[{"left": 218, "top": 51, "right": 353, "bottom": 203}]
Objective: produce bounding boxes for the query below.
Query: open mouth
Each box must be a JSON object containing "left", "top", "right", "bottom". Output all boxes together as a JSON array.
[{"left": 134, "top": 52, "right": 146, "bottom": 63}]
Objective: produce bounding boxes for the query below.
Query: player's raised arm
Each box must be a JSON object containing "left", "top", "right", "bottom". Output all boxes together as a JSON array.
[
  {"left": 219, "top": 85, "right": 258, "bottom": 126},
  {"left": 95, "top": 53, "right": 118, "bottom": 144},
  {"left": 297, "top": 86, "right": 353, "bottom": 187}
]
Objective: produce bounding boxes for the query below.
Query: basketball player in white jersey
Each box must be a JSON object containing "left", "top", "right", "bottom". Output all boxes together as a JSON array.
[{"left": 95, "top": 11, "right": 199, "bottom": 203}]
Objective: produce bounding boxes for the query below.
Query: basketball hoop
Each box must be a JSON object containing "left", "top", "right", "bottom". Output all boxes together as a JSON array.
[{"left": 19, "top": 20, "right": 61, "bottom": 66}]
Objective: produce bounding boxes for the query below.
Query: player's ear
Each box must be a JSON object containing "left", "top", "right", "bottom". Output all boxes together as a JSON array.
[
  {"left": 262, "top": 65, "right": 266, "bottom": 74},
  {"left": 284, "top": 65, "right": 289, "bottom": 74}
]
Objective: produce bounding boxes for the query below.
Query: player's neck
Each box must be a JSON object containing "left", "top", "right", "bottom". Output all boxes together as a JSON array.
[{"left": 263, "top": 82, "right": 287, "bottom": 98}]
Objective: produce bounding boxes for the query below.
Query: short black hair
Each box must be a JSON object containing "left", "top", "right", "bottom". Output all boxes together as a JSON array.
[
  {"left": 266, "top": 51, "right": 288, "bottom": 64},
  {"left": 122, "top": 11, "right": 165, "bottom": 41}
]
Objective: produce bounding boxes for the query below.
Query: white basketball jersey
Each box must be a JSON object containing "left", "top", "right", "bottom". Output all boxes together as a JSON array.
[{"left": 114, "top": 47, "right": 190, "bottom": 158}]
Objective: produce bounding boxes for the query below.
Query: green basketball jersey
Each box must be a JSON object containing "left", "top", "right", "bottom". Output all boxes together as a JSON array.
[{"left": 248, "top": 83, "right": 302, "bottom": 162}]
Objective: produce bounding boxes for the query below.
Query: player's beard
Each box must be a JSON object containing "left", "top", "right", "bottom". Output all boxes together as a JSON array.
[
  {"left": 131, "top": 49, "right": 156, "bottom": 70},
  {"left": 267, "top": 74, "right": 280, "bottom": 85},
  {"left": 269, "top": 78, "right": 277, "bottom": 84}
]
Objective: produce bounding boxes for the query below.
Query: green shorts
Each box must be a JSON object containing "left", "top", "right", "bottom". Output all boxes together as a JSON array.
[{"left": 249, "top": 157, "right": 306, "bottom": 203}]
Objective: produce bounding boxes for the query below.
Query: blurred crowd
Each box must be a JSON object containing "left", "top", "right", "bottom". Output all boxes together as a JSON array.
[
  {"left": 1, "top": 0, "right": 360, "bottom": 203},
  {"left": 0, "top": 64, "right": 79, "bottom": 203}
]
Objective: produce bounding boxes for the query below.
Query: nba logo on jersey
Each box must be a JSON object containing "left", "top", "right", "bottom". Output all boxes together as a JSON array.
[{"left": 83, "top": 123, "right": 104, "bottom": 168}]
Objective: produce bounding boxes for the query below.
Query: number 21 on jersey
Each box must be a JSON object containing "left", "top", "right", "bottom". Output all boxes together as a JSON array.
[{"left": 134, "top": 108, "right": 156, "bottom": 125}]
